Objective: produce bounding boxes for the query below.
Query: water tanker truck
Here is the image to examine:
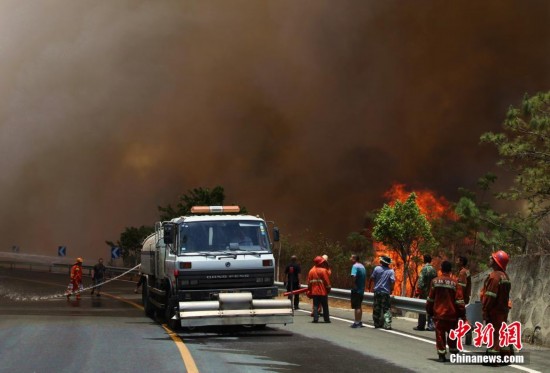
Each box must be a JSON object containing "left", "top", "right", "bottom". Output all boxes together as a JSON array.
[{"left": 140, "top": 205, "right": 293, "bottom": 329}]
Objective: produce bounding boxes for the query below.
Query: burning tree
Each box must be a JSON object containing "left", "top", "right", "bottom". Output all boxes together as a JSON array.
[{"left": 372, "top": 192, "right": 438, "bottom": 296}]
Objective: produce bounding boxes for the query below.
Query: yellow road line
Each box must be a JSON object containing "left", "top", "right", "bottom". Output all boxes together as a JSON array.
[
  {"left": 161, "top": 324, "right": 200, "bottom": 373},
  {"left": 7, "top": 275, "right": 199, "bottom": 372},
  {"left": 102, "top": 293, "right": 144, "bottom": 310},
  {"left": 100, "top": 293, "right": 200, "bottom": 372}
]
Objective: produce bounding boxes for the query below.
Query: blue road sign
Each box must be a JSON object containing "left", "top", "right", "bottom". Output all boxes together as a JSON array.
[
  {"left": 111, "top": 246, "right": 120, "bottom": 259},
  {"left": 58, "top": 246, "right": 66, "bottom": 257}
]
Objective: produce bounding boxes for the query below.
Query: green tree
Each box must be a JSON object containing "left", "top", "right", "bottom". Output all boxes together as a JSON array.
[
  {"left": 108, "top": 185, "right": 247, "bottom": 267},
  {"left": 481, "top": 91, "right": 550, "bottom": 223},
  {"left": 158, "top": 186, "right": 232, "bottom": 220},
  {"left": 346, "top": 231, "right": 372, "bottom": 254},
  {"left": 372, "top": 192, "right": 438, "bottom": 296},
  {"left": 455, "top": 196, "right": 531, "bottom": 253},
  {"left": 278, "top": 231, "right": 367, "bottom": 289},
  {"left": 106, "top": 225, "right": 154, "bottom": 267}
]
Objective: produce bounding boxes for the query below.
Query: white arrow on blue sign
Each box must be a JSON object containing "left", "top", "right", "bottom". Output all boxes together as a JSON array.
[
  {"left": 58, "top": 246, "right": 66, "bottom": 257},
  {"left": 111, "top": 246, "right": 120, "bottom": 259}
]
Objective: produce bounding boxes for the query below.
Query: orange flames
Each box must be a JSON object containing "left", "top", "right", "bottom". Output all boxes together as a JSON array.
[{"left": 374, "top": 183, "right": 455, "bottom": 296}]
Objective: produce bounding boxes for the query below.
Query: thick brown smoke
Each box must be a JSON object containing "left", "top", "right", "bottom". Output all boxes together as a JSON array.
[{"left": 0, "top": 1, "right": 549, "bottom": 259}]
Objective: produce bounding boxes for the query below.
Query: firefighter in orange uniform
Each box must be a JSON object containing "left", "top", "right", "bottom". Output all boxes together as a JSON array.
[
  {"left": 67, "top": 257, "right": 84, "bottom": 300},
  {"left": 307, "top": 256, "right": 332, "bottom": 323},
  {"left": 481, "top": 250, "right": 512, "bottom": 358},
  {"left": 456, "top": 256, "right": 471, "bottom": 305},
  {"left": 426, "top": 260, "right": 465, "bottom": 362}
]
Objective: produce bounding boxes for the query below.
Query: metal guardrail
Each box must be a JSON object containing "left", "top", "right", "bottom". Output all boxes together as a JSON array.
[
  {"left": 1, "top": 259, "right": 425, "bottom": 314},
  {"left": 274, "top": 281, "right": 427, "bottom": 315}
]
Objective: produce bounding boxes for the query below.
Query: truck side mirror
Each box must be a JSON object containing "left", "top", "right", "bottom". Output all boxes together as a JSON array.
[
  {"left": 163, "top": 223, "right": 175, "bottom": 245},
  {"left": 273, "top": 227, "right": 280, "bottom": 242}
]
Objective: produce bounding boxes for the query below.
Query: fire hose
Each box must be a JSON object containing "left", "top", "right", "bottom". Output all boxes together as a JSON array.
[
  {"left": 282, "top": 287, "right": 308, "bottom": 297},
  {"left": 64, "top": 263, "right": 141, "bottom": 298}
]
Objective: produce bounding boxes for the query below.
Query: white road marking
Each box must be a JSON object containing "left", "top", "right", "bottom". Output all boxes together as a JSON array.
[{"left": 296, "top": 309, "right": 540, "bottom": 372}]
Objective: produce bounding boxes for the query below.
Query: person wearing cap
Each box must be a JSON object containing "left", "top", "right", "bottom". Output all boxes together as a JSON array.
[
  {"left": 307, "top": 256, "right": 332, "bottom": 323},
  {"left": 310, "top": 255, "right": 331, "bottom": 317},
  {"left": 322, "top": 254, "right": 330, "bottom": 274},
  {"left": 426, "top": 260, "right": 465, "bottom": 362},
  {"left": 67, "top": 257, "right": 83, "bottom": 300},
  {"left": 481, "top": 250, "right": 512, "bottom": 359},
  {"left": 414, "top": 254, "right": 437, "bottom": 331},
  {"left": 284, "top": 255, "right": 301, "bottom": 310},
  {"left": 368, "top": 255, "right": 395, "bottom": 330}
]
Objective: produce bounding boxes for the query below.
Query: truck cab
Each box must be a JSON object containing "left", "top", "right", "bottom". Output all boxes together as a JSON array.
[{"left": 140, "top": 206, "right": 292, "bottom": 328}]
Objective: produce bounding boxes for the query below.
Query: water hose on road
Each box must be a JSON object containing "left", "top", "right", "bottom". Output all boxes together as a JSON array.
[{"left": 0, "top": 264, "right": 141, "bottom": 301}]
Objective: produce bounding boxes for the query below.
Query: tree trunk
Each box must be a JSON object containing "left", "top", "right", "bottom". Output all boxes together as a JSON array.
[{"left": 401, "top": 263, "right": 408, "bottom": 296}]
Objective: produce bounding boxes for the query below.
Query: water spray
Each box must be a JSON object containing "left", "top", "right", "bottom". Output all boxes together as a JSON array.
[{"left": 1, "top": 264, "right": 141, "bottom": 301}]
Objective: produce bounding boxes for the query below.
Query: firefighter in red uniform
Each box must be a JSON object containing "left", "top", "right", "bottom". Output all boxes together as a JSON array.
[
  {"left": 67, "top": 257, "right": 83, "bottom": 300},
  {"left": 481, "top": 250, "right": 512, "bottom": 359},
  {"left": 307, "top": 256, "right": 332, "bottom": 323},
  {"left": 426, "top": 260, "right": 465, "bottom": 362}
]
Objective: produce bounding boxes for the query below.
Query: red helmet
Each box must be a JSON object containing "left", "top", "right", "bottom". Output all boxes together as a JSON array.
[
  {"left": 313, "top": 256, "right": 326, "bottom": 265},
  {"left": 491, "top": 250, "right": 509, "bottom": 271}
]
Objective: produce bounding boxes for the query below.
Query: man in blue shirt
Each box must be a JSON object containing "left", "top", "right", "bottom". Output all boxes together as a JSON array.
[
  {"left": 368, "top": 255, "right": 395, "bottom": 330},
  {"left": 350, "top": 254, "right": 367, "bottom": 328}
]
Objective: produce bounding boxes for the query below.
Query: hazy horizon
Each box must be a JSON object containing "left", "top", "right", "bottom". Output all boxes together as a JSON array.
[{"left": 1, "top": 1, "right": 549, "bottom": 260}]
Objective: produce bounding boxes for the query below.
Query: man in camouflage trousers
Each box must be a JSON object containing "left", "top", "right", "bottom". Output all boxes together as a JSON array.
[
  {"left": 369, "top": 255, "right": 395, "bottom": 330},
  {"left": 414, "top": 254, "right": 438, "bottom": 331}
]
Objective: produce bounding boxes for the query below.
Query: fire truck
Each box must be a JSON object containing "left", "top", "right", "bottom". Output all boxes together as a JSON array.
[{"left": 140, "top": 205, "right": 293, "bottom": 329}]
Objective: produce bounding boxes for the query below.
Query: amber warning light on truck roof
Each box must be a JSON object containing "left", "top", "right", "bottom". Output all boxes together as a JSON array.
[{"left": 191, "top": 205, "right": 241, "bottom": 214}]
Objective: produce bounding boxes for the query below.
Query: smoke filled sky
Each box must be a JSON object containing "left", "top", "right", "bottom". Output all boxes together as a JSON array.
[{"left": 1, "top": 1, "right": 549, "bottom": 260}]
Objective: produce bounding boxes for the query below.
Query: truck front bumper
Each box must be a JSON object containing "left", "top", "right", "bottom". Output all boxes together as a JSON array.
[{"left": 176, "top": 292, "right": 293, "bottom": 327}]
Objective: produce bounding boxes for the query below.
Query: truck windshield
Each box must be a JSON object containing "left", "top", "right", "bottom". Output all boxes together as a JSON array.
[{"left": 178, "top": 220, "right": 272, "bottom": 254}]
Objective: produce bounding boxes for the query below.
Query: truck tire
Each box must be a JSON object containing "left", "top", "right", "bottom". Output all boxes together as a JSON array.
[
  {"left": 143, "top": 284, "right": 155, "bottom": 318},
  {"left": 164, "top": 294, "right": 179, "bottom": 331}
]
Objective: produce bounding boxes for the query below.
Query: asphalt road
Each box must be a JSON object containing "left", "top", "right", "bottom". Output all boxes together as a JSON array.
[{"left": 0, "top": 267, "right": 547, "bottom": 373}]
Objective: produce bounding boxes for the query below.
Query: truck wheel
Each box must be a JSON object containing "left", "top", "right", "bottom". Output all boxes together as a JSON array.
[
  {"left": 165, "top": 295, "right": 179, "bottom": 331},
  {"left": 143, "top": 285, "right": 155, "bottom": 318}
]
